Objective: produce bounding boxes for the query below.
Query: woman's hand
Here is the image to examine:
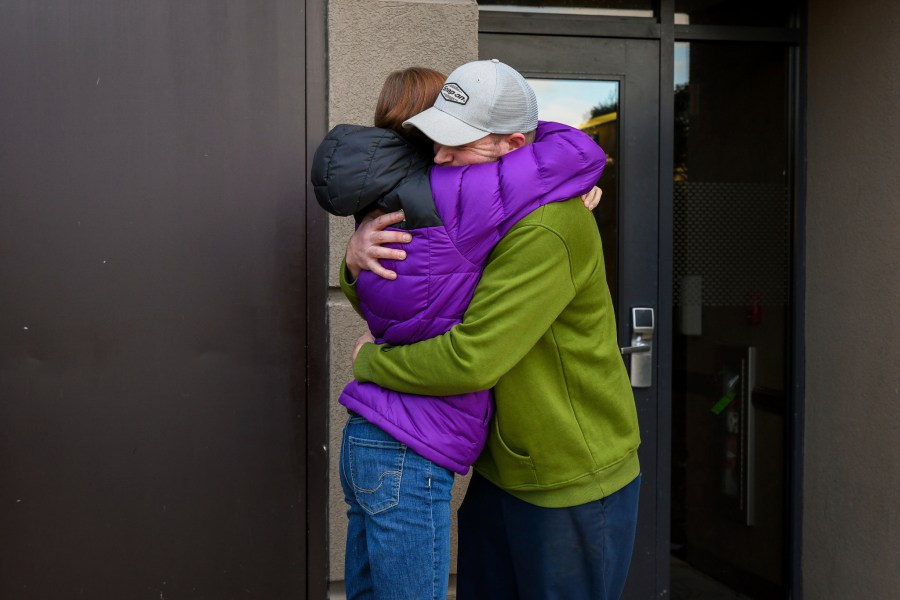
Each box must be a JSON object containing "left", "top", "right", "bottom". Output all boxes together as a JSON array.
[
  {"left": 581, "top": 186, "right": 602, "bottom": 211},
  {"left": 352, "top": 330, "right": 376, "bottom": 366},
  {"left": 345, "top": 210, "right": 411, "bottom": 280}
]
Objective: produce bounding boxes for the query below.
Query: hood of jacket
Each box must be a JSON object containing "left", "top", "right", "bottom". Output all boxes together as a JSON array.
[{"left": 311, "top": 124, "right": 440, "bottom": 229}]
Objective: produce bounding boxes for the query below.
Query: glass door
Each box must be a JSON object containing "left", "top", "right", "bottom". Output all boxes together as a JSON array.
[
  {"left": 480, "top": 34, "right": 665, "bottom": 599},
  {"left": 670, "top": 40, "right": 793, "bottom": 599}
]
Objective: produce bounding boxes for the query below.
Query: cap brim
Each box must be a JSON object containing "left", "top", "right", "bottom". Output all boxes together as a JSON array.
[{"left": 402, "top": 106, "right": 489, "bottom": 147}]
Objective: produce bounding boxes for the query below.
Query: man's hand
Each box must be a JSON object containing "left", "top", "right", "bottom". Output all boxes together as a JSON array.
[
  {"left": 581, "top": 186, "right": 602, "bottom": 211},
  {"left": 352, "top": 331, "right": 376, "bottom": 366},
  {"left": 346, "top": 210, "right": 411, "bottom": 280}
]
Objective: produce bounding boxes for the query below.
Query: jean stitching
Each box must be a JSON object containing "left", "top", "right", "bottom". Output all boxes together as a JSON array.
[
  {"left": 391, "top": 445, "right": 406, "bottom": 514},
  {"left": 428, "top": 461, "right": 438, "bottom": 600},
  {"left": 348, "top": 435, "right": 404, "bottom": 450},
  {"left": 340, "top": 429, "right": 348, "bottom": 494}
]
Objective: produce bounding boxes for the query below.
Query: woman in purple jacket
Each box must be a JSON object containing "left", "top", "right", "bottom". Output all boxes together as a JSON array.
[{"left": 312, "top": 65, "right": 606, "bottom": 600}]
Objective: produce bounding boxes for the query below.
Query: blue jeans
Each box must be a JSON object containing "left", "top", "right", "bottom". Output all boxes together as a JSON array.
[
  {"left": 339, "top": 416, "right": 455, "bottom": 600},
  {"left": 457, "top": 472, "right": 641, "bottom": 600}
]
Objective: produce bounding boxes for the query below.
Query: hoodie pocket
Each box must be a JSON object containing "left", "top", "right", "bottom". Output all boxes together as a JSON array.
[{"left": 488, "top": 418, "right": 539, "bottom": 488}]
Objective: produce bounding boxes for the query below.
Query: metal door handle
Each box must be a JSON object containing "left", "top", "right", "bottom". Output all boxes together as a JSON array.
[
  {"left": 628, "top": 307, "right": 655, "bottom": 388},
  {"left": 620, "top": 345, "right": 651, "bottom": 355}
]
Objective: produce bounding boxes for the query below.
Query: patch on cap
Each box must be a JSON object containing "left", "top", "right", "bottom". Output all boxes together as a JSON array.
[{"left": 441, "top": 83, "right": 468, "bottom": 105}]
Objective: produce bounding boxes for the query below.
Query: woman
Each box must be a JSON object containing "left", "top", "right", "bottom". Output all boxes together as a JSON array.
[{"left": 311, "top": 66, "right": 606, "bottom": 600}]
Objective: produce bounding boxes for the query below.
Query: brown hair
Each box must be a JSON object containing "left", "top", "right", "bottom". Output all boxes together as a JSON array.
[{"left": 374, "top": 67, "right": 446, "bottom": 147}]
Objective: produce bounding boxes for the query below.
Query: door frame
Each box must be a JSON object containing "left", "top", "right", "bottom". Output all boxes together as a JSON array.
[
  {"left": 306, "top": 0, "right": 331, "bottom": 598},
  {"left": 479, "top": 3, "right": 806, "bottom": 598}
]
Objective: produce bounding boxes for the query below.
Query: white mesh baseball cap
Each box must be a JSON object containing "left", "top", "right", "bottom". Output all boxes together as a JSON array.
[{"left": 402, "top": 59, "right": 539, "bottom": 147}]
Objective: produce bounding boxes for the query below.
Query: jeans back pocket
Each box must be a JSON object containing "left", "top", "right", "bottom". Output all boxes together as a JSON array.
[{"left": 348, "top": 435, "right": 406, "bottom": 514}]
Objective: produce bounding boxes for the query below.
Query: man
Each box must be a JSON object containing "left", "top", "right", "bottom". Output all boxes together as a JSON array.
[{"left": 344, "top": 59, "right": 641, "bottom": 600}]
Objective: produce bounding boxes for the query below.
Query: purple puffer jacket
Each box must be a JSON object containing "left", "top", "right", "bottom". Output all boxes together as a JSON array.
[{"left": 313, "top": 121, "right": 605, "bottom": 473}]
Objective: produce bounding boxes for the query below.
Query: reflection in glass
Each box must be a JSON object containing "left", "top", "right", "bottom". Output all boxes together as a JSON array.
[
  {"left": 529, "top": 79, "right": 620, "bottom": 307},
  {"left": 675, "top": 0, "right": 794, "bottom": 27},
  {"left": 671, "top": 42, "right": 791, "bottom": 599}
]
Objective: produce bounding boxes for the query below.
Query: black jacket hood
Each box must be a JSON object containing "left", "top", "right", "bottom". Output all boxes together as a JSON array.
[{"left": 310, "top": 125, "right": 440, "bottom": 228}]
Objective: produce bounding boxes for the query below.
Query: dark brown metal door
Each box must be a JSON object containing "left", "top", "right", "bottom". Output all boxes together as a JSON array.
[{"left": 1, "top": 2, "right": 316, "bottom": 597}]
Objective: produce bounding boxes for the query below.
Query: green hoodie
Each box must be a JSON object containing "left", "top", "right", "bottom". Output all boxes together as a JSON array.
[{"left": 350, "top": 199, "right": 640, "bottom": 508}]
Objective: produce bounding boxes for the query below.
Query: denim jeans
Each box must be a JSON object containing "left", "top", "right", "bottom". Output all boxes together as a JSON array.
[
  {"left": 339, "top": 416, "right": 455, "bottom": 600},
  {"left": 457, "top": 472, "right": 641, "bottom": 600}
]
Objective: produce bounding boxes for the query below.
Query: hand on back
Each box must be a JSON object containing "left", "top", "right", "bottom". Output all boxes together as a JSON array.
[
  {"left": 345, "top": 210, "right": 412, "bottom": 280},
  {"left": 581, "top": 186, "right": 602, "bottom": 211}
]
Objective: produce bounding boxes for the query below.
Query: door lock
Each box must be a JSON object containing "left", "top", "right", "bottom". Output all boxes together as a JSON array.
[{"left": 620, "top": 307, "right": 654, "bottom": 388}]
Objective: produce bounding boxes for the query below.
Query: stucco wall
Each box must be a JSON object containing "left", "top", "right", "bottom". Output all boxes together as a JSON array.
[
  {"left": 805, "top": 1, "right": 900, "bottom": 597},
  {"left": 324, "top": 0, "right": 479, "bottom": 587}
]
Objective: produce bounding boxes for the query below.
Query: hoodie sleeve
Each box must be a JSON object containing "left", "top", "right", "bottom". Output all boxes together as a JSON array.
[{"left": 429, "top": 120, "right": 606, "bottom": 263}]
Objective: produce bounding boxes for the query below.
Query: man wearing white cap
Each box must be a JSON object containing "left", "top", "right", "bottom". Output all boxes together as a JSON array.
[{"left": 345, "top": 59, "right": 641, "bottom": 599}]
